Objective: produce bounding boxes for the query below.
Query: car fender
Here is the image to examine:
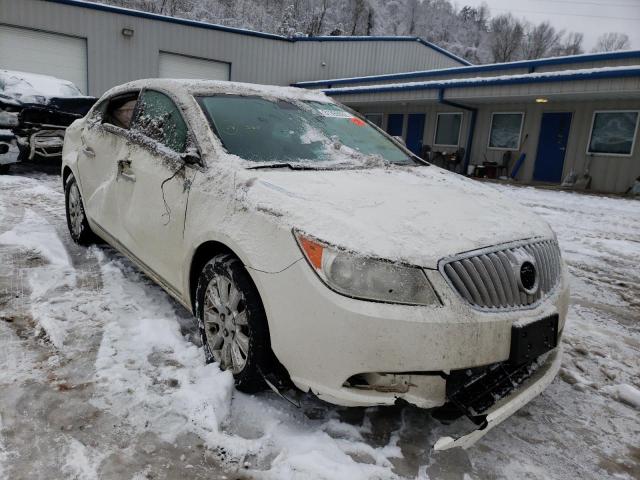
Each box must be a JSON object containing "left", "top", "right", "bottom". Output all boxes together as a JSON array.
[{"left": 182, "top": 210, "right": 303, "bottom": 308}]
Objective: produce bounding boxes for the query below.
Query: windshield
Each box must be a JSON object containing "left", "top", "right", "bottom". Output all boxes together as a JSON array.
[{"left": 197, "top": 95, "right": 416, "bottom": 166}]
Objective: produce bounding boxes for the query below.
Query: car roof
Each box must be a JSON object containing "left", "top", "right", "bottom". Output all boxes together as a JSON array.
[{"left": 108, "top": 78, "right": 332, "bottom": 104}]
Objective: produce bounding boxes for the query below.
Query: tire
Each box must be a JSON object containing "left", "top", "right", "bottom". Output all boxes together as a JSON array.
[
  {"left": 17, "top": 142, "right": 31, "bottom": 161},
  {"left": 64, "top": 175, "right": 95, "bottom": 245},
  {"left": 196, "top": 254, "right": 270, "bottom": 393},
  {"left": 0, "top": 164, "right": 9, "bottom": 175}
]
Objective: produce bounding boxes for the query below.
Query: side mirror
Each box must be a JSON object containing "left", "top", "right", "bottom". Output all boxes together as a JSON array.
[
  {"left": 393, "top": 135, "right": 405, "bottom": 146},
  {"left": 182, "top": 146, "right": 201, "bottom": 165}
]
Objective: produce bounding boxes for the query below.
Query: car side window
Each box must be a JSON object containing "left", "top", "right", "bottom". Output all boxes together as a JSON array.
[
  {"left": 131, "top": 90, "right": 188, "bottom": 153},
  {"left": 102, "top": 92, "right": 140, "bottom": 130}
]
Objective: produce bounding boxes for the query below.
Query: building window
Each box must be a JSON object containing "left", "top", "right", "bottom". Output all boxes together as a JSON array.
[
  {"left": 365, "top": 113, "right": 383, "bottom": 128},
  {"left": 588, "top": 111, "right": 639, "bottom": 156},
  {"left": 434, "top": 112, "right": 462, "bottom": 146},
  {"left": 488, "top": 112, "right": 524, "bottom": 150}
]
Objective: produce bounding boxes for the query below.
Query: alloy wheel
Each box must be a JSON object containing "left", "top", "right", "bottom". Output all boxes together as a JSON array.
[
  {"left": 203, "top": 275, "right": 250, "bottom": 374},
  {"left": 68, "top": 181, "right": 84, "bottom": 239}
]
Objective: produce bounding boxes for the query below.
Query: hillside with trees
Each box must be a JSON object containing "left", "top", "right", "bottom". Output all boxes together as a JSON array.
[{"left": 93, "top": 0, "right": 631, "bottom": 64}]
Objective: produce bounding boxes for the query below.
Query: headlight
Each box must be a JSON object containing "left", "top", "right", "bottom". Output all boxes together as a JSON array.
[{"left": 294, "top": 231, "right": 440, "bottom": 306}]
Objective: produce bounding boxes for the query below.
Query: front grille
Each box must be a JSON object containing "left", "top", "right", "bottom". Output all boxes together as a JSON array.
[{"left": 440, "top": 239, "right": 561, "bottom": 310}]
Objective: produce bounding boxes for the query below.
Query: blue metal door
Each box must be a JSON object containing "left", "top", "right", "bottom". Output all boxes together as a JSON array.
[
  {"left": 406, "top": 113, "right": 426, "bottom": 155},
  {"left": 533, "top": 112, "right": 572, "bottom": 183},
  {"left": 386, "top": 114, "right": 404, "bottom": 137}
]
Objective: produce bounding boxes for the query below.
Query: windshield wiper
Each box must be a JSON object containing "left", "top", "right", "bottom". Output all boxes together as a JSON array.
[{"left": 246, "top": 162, "right": 321, "bottom": 171}]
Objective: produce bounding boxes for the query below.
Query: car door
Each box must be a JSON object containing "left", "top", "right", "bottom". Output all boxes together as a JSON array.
[
  {"left": 76, "top": 91, "right": 139, "bottom": 237},
  {"left": 115, "top": 88, "right": 200, "bottom": 294}
]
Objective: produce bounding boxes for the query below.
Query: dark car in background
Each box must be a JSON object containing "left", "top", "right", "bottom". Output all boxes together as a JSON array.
[{"left": 0, "top": 69, "right": 96, "bottom": 173}]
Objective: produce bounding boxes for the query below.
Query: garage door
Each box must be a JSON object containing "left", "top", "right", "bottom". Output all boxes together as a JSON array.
[
  {"left": 0, "top": 25, "right": 88, "bottom": 93},
  {"left": 159, "top": 52, "right": 230, "bottom": 81}
]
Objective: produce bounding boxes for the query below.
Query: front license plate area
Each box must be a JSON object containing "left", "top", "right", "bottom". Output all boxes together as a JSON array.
[{"left": 510, "top": 315, "right": 559, "bottom": 365}]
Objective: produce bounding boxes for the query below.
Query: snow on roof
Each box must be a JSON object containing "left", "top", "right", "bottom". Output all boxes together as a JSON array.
[
  {"left": 0, "top": 69, "right": 84, "bottom": 102},
  {"left": 294, "top": 49, "right": 640, "bottom": 87},
  {"left": 324, "top": 65, "right": 640, "bottom": 96},
  {"left": 108, "top": 78, "right": 333, "bottom": 103}
]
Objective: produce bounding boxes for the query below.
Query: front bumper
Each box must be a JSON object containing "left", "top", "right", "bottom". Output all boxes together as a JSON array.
[
  {"left": 434, "top": 346, "right": 562, "bottom": 450},
  {"left": 249, "top": 256, "right": 569, "bottom": 412}
]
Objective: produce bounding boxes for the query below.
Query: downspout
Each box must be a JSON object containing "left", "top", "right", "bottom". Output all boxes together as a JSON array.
[{"left": 438, "top": 88, "right": 477, "bottom": 175}]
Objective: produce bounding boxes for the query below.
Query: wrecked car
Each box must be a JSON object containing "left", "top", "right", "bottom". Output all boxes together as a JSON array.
[
  {"left": 61, "top": 79, "right": 570, "bottom": 450},
  {"left": 0, "top": 69, "right": 96, "bottom": 172}
]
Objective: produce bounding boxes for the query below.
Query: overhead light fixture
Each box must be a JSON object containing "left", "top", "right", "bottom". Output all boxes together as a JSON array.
[
  {"left": 535, "top": 98, "right": 549, "bottom": 103},
  {"left": 121, "top": 27, "right": 134, "bottom": 37}
]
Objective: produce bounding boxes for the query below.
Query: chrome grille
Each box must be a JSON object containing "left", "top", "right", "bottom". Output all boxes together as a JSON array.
[{"left": 440, "top": 239, "right": 561, "bottom": 310}]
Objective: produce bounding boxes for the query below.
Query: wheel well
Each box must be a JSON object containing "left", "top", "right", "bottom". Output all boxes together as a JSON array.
[
  {"left": 188, "top": 241, "right": 236, "bottom": 313},
  {"left": 189, "top": 240, "right": 292, "bottom": 385},
  {"left": 62, "top": 166, "right": 73, "bottom": 188}
]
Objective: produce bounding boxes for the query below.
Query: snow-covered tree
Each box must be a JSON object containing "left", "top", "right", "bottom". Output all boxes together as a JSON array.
[{"left": 84, "top": 0, "right": 615, "bottom": 64}]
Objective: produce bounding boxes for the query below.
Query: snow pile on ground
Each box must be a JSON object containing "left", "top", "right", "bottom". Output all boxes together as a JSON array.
[
  {"left": 0, "top": 196, "right": 81, "bottom": 347},
  {"left": 91, "top": 254, "right": 236, "bottom": 448},
  {"left": 603, "top": 384, "right": 640, "bottom": 409},
  {"left": 91, "top": 254, "right": 404, "bottom": 478}
]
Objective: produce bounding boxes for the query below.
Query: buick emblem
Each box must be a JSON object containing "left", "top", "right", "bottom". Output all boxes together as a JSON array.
[{"left": 519, "top": 261, "right": 538, "bottom": 294}]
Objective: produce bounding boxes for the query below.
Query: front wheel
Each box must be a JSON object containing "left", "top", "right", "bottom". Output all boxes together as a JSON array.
[
  {"left": 65, "top": 175, "right": 94, "bottom": 245},
  {"left": 196, "top": 254, "right": 270, "bottom": 393}
]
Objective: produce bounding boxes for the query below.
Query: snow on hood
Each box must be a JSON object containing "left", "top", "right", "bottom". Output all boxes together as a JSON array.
[
  {"left": 0, "top": 69, "right": 84, "bottom": 104},
  {"left": 242, "top": 166, "right": 553, "bottom": 268}
]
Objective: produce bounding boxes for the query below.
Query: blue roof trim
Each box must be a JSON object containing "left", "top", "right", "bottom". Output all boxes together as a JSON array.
[
  {"left": 296, "top": 49, "right": 640, "bottom": 88},
  {"left": 44, "top": 0, "right": 469, "bottom": 65},
  {"left": 416, "top": 39, "right": 472, "bottom": 66},
  {"left": 324, "top": 66, "right": 640, "bottom": 96}
]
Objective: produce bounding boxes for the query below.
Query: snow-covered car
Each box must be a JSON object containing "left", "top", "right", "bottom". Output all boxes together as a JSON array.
[
  {"left": 61, "top": 79, "right": 570, "bottom": 450},
  {"left": 0, "top": 69, "right": 96, "bottom": 170}
]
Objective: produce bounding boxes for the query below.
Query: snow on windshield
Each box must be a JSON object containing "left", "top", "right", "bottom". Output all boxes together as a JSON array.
[
  {"left": 197, "top": 95, "right": 414, "bottom": 167},
  {"left": 0, "top": 69, "right": 83, "bottom": 103}
]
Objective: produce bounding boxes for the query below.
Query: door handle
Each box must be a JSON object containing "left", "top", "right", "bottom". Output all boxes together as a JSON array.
[
  {"left": 82, "top": 146, "right": 95, "bottom": 157},
  {"left": 117, "top": 159, "right": 136, "bottom": 182}
]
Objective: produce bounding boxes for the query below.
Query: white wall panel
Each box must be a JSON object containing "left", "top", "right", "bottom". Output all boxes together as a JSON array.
[{"left": 0, "top": 24, "right": 87, "bottom": 92}]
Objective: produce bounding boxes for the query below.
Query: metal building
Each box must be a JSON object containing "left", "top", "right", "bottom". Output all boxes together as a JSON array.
[
  {"left": 295, "top": 53, "right": 640, "bottom": 194},
  {"left": 0, "top": 0, "right": 467, "bottom": 96}
]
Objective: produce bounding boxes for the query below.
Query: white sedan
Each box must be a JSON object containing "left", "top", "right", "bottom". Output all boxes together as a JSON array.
[{"left": 61, "top": 79, "right": 570, "bottom": 449}]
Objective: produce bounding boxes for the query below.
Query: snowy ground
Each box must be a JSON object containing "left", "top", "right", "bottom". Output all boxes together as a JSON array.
[{"left": 0, "top": 167, "right": 638, "bottom": 480}]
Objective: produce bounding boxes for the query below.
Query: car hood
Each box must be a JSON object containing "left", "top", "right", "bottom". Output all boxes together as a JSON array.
[{"left": 240, "top": 165, "right": 553, "bottom": 268}]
